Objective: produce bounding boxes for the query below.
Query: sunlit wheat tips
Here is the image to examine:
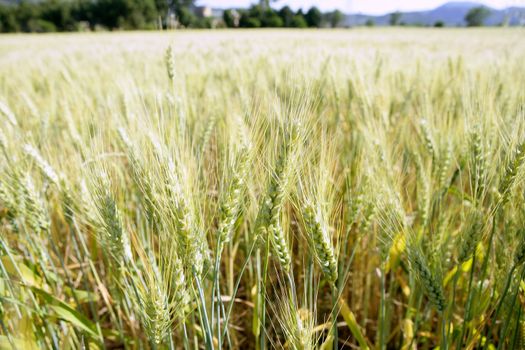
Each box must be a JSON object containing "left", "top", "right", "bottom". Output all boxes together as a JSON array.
[
  {"left": 129, "top": 243, "right": 189, "bottom": 344},
  {"left": 0, "top": 99, "right": 17, "bottom": 126},
  {"left": 0, "top": 129, "right": 6, "bottom": 153},
  {"left": 272, "top": 290, "right": 316, "bottom": 350},
  {"left": 23, "top": 144, "right": 60, "bottom": 186},
  {"left": 22, "top": 144, "right": 77, "bottom": 221}
]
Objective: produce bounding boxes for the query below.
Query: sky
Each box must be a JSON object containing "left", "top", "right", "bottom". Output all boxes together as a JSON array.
[{"left": 195, "top": 0, "right": 524, "bottom": 14}]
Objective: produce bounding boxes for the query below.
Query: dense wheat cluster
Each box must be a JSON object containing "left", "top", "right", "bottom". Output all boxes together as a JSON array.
[{"left": 1, "top": 29, "right": 525, "bottom": 349}]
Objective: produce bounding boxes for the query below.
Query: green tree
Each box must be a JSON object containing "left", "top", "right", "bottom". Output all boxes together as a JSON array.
[
  {"left": 465, "top": 6, "right": 490, "bottom": 27},
  {"left": 248, "top": 5, "right": 263, "bottom": 19},
  {"left": 71, "top": 0, "right": 92, "bottom": 28},
  {"left": 261, "top": 9, "right": 282, "bottom": 27},
  {"left": 92, "top": 0, "right": 158, "bottom": 30},
  {"left": 1, "top": 0, "right": 169, "bottom": 31},
  {"left": 434, "top": 20, "right": 444, "bottom": 27},
  {"left": 278, "top": 6, "right": 294, "bottom": 27},
  {"left": 365, "top": 18, "right": 375, "bottom": 27},
  {"left": 328, "top": 9, "right": 344, "bottom": 28},
  {"left": 28, "top": 18, "right": 56, "bottom": 32},
  {"left": 169, "top": 0, "right": 195, "bottom": 11},
  {"left": 166, "top": 0, "right": 195, "bottom": 27},
  {"left": 0, "top": 5, "right": 19, "bottom": 32},
  {"left": 223, "top": 9, "right": 237, "bottom": 27},
  {"left": 39, "top": 0, "right": 75, "bottom": 31},
  {"left": 389, "top": 11, "right": 401, "bottom": 26},
  {"left": 291, "top": 13, "right": 307, "bottom": 28},
  {"left": 175, "top": 6, "right": 196, "bottom": 27},
  {"left": 239, "top": 12, "right": 260, "bottom": 27},
  {"left": 15, "top": 1, "right": 40, "bottom": 32},
  {"left": 305, "top": 7, "right": 322, "bottom": 27},
  {"left": 193, "top": 17, "right": 212, "bottom": 28}
]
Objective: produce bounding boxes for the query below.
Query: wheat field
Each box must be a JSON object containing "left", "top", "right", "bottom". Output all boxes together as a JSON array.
[{"left": 1, "top": 28, "right": 525, "bottom": 349}]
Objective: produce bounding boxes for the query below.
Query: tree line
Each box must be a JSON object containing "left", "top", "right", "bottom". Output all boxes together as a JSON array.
[
  {"left": 0, "top": 0, "right": 494, "bottom": 33},
  {"left": 0, "top": 0, "right": 162, "bottom": 32},
  {"left": 223, "top": 6, "right": 344, "bottom": 28},
  {"left": 0, "top": 0, "right": 344, "bottom": 33}
]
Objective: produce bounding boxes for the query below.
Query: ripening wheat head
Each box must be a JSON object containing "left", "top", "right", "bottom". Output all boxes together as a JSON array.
[
  {"left": 125, "top": 232, "right": 190, "bottom": 344},
  {"left": 299, "top": 134, "right": 340, "bottom": 283},
  {"left": 88, "top": 168, "right": 132, "bottom": 265},
  {"left": 269, "top": 279, "right": 318, "bottom": 350}
]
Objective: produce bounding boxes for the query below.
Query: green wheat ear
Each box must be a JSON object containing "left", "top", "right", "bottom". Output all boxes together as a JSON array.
[
  {"left": 419, "top": 119, "right": 436, "bottom": 160},
  {"left": 457, "top": 209, "right": 483, "bottom": 263},
  {"left": 269, "top": 221, "right": 292, "bottom": 271},
  {"left": 409, "top": 245, "right": 446, "bottom": 312},
  {"left": 90, "top": 174, "right": 131, "bottom": 265},
  {"left": 21, "top": 175, "right": 50, "bottom": 235},
  {"left": 217, "top": 149, "right": 250, "bottom": 244},
  {"left": 166, "top": 45, "right": 176, "bottom": 81},
  {"left": 267, "top": 150, "right": 293, "bottom": 270},
  {"left": 499, "top": 141, "right": 525, "bottom": 204},
  {"left": 413, "top": 152, "right": 430, "bottom": 227},
  {"left": 302, "top": 203, "right": 337, "bottom": 283},
  {"left": 469, "top": 125, "right": 487, "bottom": 200},
  {"left": 255, "top": 141, "right": 293, "bottom": 269},
  {"left": 142, "top": 285, "right": 171, "bottom": 344},
  {"left": 437, "top": 140, "right": 452, "bottom": 189}
]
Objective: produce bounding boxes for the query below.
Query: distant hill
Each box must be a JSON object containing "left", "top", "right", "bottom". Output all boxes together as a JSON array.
[{"left": 345, "top": 1, "right": 525, "bottom": 27}]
